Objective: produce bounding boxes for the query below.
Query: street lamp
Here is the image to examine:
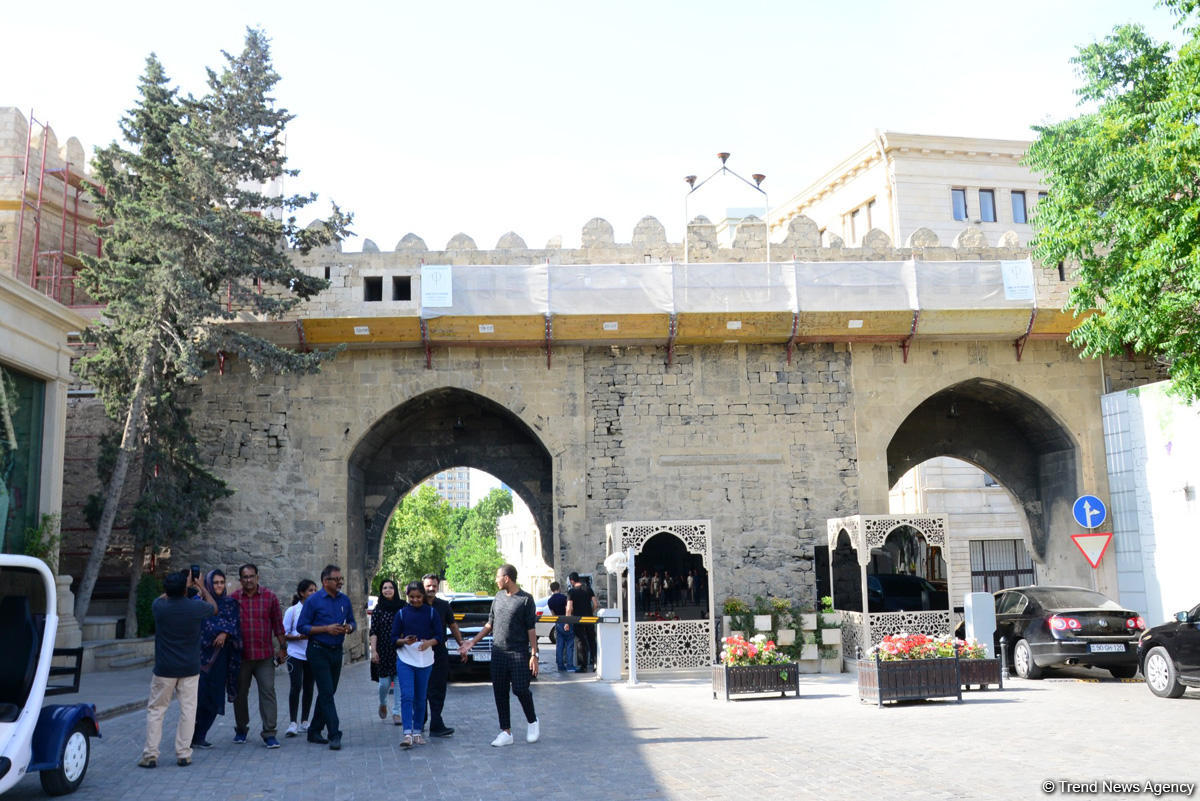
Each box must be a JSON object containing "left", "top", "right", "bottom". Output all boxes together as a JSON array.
[{"left": 683, "top": 152, "right": 768, "bottom": 263}]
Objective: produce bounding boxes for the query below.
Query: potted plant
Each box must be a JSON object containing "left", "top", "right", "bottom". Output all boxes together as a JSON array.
[
  {"left": 722, "top": 597, "right": 752, "bottom": 637},
  {"left": 712, "top": 633, "right": 800, "bottom": 701},
  {"left": 819, "top": 595, "right": 842, "bottom": 627},
  {"left": 800, "top": 631, "right": 819, "bottom": 662},
  {"left": 856, "top": 633, "right": 992, "bottom": 706},
  {"left": 770, "top": 597, "right": 796, "bottom": 645},
  {"left": 819, "top": 644, "right": 842, "bottom": 674},
  {"left": 795, "top": 600, "right": 817, "bottom": 632}
]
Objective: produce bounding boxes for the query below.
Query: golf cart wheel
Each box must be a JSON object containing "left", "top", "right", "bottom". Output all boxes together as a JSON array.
[{"left": 40, "top": 721, "right": 90, "bottom": 795}]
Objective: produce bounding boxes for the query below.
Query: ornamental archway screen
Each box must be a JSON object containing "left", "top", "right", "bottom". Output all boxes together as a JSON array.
[
  {"left": 606, "top": 519, "right": 715, "bottom": 670},
  {"left": 826, "top": 514, "right": 953, "bottom": 659}
]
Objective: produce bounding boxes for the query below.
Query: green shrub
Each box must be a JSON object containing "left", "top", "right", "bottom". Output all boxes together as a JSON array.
[{"left": 135, "top": 574, "right": 163, "bottom": 637}]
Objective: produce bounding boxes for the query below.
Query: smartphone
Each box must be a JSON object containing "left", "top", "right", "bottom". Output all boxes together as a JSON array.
[{"left": 191, "top": 564, "right": 201, "bottom": 580}]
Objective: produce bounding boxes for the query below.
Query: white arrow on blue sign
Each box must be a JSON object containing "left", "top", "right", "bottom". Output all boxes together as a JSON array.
[{"left": 1072, "top": 495, "right": 1107, "bottom": 529}]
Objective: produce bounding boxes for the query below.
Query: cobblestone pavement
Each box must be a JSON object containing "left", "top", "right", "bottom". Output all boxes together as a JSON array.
[{"left": 9, "top": 661, "right": 1198, "bottom": 801}]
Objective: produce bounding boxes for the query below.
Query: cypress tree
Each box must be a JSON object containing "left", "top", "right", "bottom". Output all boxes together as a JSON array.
[{"left": 74, "top": 29, "right": 351, "bottom": 622}]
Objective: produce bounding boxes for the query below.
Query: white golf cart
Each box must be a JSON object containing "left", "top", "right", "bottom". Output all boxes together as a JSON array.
[{"left": 0, "top": 555, "right": 99, "bottom": 796}]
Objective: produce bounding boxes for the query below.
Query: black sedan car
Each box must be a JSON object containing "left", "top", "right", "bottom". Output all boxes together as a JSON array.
[
  {"left": 992, "top": 585, "right": 1145, "bottom": 679},
  {"left": 1137, "top": 602, "right": 1200, "bottom": 698},
  {"left": 445, "top": 596, "right": 494, "bottom": 678}
]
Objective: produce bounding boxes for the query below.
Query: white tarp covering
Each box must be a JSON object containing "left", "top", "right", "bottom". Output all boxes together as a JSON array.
[
  {"left": 915, "top": 260, "right": 1036, "bottom": 310},
  {"left": 549, "top": 264, "right": 673, "bottom": 315},
  {"left": 795, "top": 261, "right": 916, "bottom": 312},
  {"left": 419, "top": 264, "right": 548, "bottom": 318},
  {"left": 672, "top": 262, "right": 797, "bottom": 313}
]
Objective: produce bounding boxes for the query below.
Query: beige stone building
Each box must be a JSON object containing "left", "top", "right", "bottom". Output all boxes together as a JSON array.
[{"left": 772, "top": 131, "right": 1047, "bottom": 249}]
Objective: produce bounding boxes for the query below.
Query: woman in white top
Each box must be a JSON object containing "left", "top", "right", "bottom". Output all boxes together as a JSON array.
[
  {"left": 282, "top": 579, "right": 317, "bottom": 737},
  {"left": 389, "top": 581, "right": 443, "bottom": 747}
]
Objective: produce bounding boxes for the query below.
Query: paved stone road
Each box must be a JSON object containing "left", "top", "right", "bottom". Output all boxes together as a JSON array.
[{"left": 8, "top": 662, "right": 1198, "bottom": 800}]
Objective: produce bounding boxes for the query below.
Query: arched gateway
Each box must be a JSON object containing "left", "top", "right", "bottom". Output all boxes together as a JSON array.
[{"left": 347, "top": 388, "right": 554, "bottom": 581}]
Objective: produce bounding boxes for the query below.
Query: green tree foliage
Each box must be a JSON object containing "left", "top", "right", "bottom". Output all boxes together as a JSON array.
[
  {"left": 444, "top": 488, "right": 511, "bottom": 593},
  {"left": 1026, "top": 1, "right": 1200, "bottom": 400},
  {"left": 73, "top": 28, "right": 352, "bottom": 622},
  {"left": 376, "top": 484, "right": 513, "bottom": 594},
  {"left": 376, "top": 485, "right": 453, "bottom": 590}
]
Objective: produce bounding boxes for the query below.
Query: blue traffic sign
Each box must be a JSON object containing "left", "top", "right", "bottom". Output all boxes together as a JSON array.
[{"left": 1072, "top": 495, "right": 1106, "bottom": 529}]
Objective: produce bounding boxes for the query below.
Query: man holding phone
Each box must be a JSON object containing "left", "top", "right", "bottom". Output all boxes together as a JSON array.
[{"left": 297, "top": 564, "right": 356, "bottom": 750}]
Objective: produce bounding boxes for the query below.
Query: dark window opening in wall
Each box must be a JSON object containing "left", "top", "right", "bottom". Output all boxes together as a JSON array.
[
  {"left": 969, "top": 539, "right": 1036, "bottom": 593},
  {"left": 951, "top": 188, "right": 967, "bottom": 221},
  {"left": 1011, "top": 191, "right": 1027, "bottom": 224},
  {"left": 392, "top": 276, "right": 412, "bottom": 301},
  {"left": 1057, "top": 261, "right": 1066, "bottom": 281},
  {"left": 867, "top": 198, "right": 877, "bottom": 231},
  {"left": 979, "top": 189, "right": 997, "bottom": 222},
  {"left": 850, "top": 208, "right": 861, "bottom": 243},
  {"left": 323, "top": 266, "right": 331, "bottom": 281},
  {"left": 1038, "top": 191, "right": 1049, "bottom": 203},
  {"left": 364, "top": 276, "right": 383, "bottom": 302}
]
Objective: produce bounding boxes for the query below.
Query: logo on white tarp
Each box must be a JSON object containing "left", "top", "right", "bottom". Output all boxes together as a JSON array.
[
  {"left": 1071, "top": 532, "right": 1113, "bottom": 568},
  {"left": 421, "top": 264, "right": 453, "bottom": 307},
  {"left": 1001, "top": 259, "right": 1034, "bottom": 301}
]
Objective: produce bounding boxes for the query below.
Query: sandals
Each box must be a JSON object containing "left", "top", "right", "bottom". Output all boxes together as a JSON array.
[{"left": 401, "top": 733, "right": 413, "bottom": 748}]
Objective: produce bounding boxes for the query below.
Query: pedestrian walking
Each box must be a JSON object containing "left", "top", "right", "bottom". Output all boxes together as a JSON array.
[
  {"left": 420, "top": 573, "right": 466, "bottom": 737},
  {"left": 137, "top": 570, "right": 216, "bottom": 768},
  {"left": 566, "top": 571, "right": 597, "bottom": 672},
  {"left": 368, "top": 579, "right": 403, "bottom": 724},
  {"left": 389, "top": 581, "right": 443, "bottom": 748},
  {"left": 546, "top": 581, "right": 573, "bottom": 672},
  {"left": 297, "top": 564, "right": 356, "bottom": 750},
  {"left": 461, "top": 564, "right": 539, "bottom": 747},
  {"left": 230, "top": 563, "right": 288, "bottom": 748},
  {"left": 687, "top": 570, "right": 696, "bottom": 605},
  {"left": 191, "top": 569, "right": 239, "bottom": 749},
  {"left": 282, "top": 579, "right": 317, "bottom": 737}
]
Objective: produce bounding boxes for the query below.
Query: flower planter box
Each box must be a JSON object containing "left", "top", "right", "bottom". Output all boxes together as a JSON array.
[
  {"left": 776, "top": 628, "right": 796, "bottom": 646},
  {"left": 712, "top": 663, "right": 800, "bottom": 701},
  {"left": 959, "top": 658, "right": 1003, "bottom": 691},
  {"left": 798, "top": 613, "right": 817, "bottom": 630},
  {"left": 820, "top": 611, "right": 843, "bottom": 627},
  {"left": 819, "top": 628, "right": 841, "bottom": 646},
  {"left": 820, "top": 656, "right": 842, "bottom": 674},
  {"left": 856, "top": 657, "right": 963, "bottom": 706},
  {"left": 800, "top": 644, "right": 818, "bottom": 661},
  {"left": 753, "top": 615, "right": 773, "bottom": 632}
]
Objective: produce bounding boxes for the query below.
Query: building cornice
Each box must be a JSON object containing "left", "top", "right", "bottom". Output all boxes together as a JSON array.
[{"left": 0, "top": 273, "right": 89, "bottom": 334}]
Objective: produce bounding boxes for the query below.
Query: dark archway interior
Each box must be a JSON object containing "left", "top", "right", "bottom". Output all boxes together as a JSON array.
[
  {"left": 635, "top": 531, "right": 707, "bottom": 619},
  {"left": 831, "top": 529, "right": 863, "bottom": 612},
  {"left": 347, "top": 388, "right": 553, "bottom": 586},
  {"left": 887, "top": 378, "right": 1077, "bottom": 560}
]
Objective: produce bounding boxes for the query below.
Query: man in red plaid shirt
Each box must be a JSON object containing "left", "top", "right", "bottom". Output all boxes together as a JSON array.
[{"left": 231, "top": 563, "right": 288, "bottom": 748}]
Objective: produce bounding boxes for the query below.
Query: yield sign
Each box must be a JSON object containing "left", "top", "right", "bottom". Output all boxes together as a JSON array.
[{"left": 1071, "top": 532, "right": 1113, "bottom": 568}]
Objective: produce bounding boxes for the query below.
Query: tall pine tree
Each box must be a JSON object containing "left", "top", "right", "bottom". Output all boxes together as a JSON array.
[{"left": 74, "top": 29, "right": 351, "bottom": 622}]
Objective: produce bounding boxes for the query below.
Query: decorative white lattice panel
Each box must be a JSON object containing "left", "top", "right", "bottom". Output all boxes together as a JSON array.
[
  {"left": 610, "top": 520, "right": 711, "bottom": 568},
  {"left": 865, "top": 610, "right": 953, "bottom": 646},
  {"left": 842, "top": 611, "right": 867, "bottom": 659},
  {"left": 622, "top": 620, "right": 713, "bottom": 670}
]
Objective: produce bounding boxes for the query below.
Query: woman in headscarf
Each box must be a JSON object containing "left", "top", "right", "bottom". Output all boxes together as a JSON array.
[
  {"left": 191, "top": 568, "right": 240, "bottom": 748},
  {"left": 369, "top": 579, "right": 405, "bottom": 724}
]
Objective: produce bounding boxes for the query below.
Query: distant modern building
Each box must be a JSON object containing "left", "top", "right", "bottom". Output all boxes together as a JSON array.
[
  {"left": 423, "top": 467, "right": 471, "bottom": 508},
  {"left": 771, "top": 131, "right": 1048, "bottom": 248}
]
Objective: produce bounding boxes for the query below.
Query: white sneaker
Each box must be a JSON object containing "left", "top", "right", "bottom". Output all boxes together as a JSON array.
[
  {"left": 490, "top": 731, "right": 514, "bottom": 747},
  {"left": 285, "top": 721, "right": 299, "bottom": 738},
  {"left": 526, "top": 719, "right": 540, "bottom": 743},
  {"left": 299, "top": 721, "right": 309, "bottom": 733}
]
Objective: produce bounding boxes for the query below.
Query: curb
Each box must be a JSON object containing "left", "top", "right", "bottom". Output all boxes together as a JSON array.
[{"left": 98, "top": 699, "right": 148, "bottom": 721}]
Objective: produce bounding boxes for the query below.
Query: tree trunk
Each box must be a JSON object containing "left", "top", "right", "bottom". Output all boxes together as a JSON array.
[
  {"left": 123, "top": 543, "right": 145, "bottom": 638},
  {"left": 74, "top": 349, "right": 153, "bottom": 622}
]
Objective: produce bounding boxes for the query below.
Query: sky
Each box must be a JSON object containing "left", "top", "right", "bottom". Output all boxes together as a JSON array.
[{"left": 4, "top": 1, "right": 1186, "bottom": 252}]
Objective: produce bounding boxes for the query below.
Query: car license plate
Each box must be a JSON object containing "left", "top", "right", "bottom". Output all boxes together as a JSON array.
[
  {"left": 473, "top": 651, "right": 491, "bottom": 662},
  {"left": 1088, "top": 643, "right": 1125, "bottom": 653}
]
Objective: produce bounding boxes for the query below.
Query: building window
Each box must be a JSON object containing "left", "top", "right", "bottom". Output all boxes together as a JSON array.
[
  {"left": 1057, "top": 261, "right": 1066, "bottom": 282},
  {"left": 363, "top": 276, "right": 383, "bottom": 302},
  {"left": 1011, "top": 191, "right": 1027, "bottom": 224},
  {"left": 969, "top": 540, "right": 1036, "bottom": 593},
  {"left": 1038, "top": 191, "right": 1048, "bottom": 203},
  {"left": 392, "top": 276, "right": 412, "bottom": 301},
  {"left": 866, "top": 198, "right": 877, "bottom": 231},
  {"left": 979, "top": 189, "right": 996, "bottom": 222},
  {"left": 951, "top": 188, "right": 967, "bottom": 221}
]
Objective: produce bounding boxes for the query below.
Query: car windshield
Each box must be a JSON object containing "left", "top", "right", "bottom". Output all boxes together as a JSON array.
[
  {"left": 452, "top": 599, "right": 493, "bottom": 616},
  {"left": 1029, "top": 587, "right": 1123, "bottom": 610}
]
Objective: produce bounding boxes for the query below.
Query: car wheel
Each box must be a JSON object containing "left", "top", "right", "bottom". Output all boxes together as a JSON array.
[
  {"left": 1107, "top": 664, "right": 1138, "bottom": 680},
  {"left": 1013, "top": 639, "right": 1043, "bottom": 679},
  {"left": 549, "top": 628, "right": 556, "bottom": 644},
  {"left": 1144, "top": 647, "right": 1186, "bottom": 698},
  {"left": 40, "top": 721, "right": 90, "bottom": 796}
]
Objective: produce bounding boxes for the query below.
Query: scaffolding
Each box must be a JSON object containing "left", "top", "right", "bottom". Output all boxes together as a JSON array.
[{"left": 0, "top": 109, "right": 103, "bottom": 307}]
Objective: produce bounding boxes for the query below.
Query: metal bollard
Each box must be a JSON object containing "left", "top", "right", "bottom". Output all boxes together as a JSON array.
[{"left": 999, "top": 637, "right": 1009, "bottom": 682}]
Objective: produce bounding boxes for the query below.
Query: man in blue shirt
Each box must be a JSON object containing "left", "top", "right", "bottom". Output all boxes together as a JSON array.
[{"left": 297, "top": 564, "right": 356, "bottom": 750}]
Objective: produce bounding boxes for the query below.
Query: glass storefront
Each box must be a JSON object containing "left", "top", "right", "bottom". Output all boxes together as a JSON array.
[{"left": 1, "top": 364, "right": 45, "bottom": 554}]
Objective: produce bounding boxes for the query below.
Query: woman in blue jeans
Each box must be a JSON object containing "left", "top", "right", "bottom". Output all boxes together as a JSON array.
[{"left": 389, "top": 581, "right": 443, "bottom": 747}]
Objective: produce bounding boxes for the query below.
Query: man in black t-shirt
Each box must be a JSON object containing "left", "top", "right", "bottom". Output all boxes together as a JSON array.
[
  {"left": 138, "top": 570, "right": 216, "bottom": 768},
  {"left": 566, "top": 571, "right": 597, "bottom": 672},
  {"left": 420, "top": 573, "right": 466, "bottom": 737}
]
